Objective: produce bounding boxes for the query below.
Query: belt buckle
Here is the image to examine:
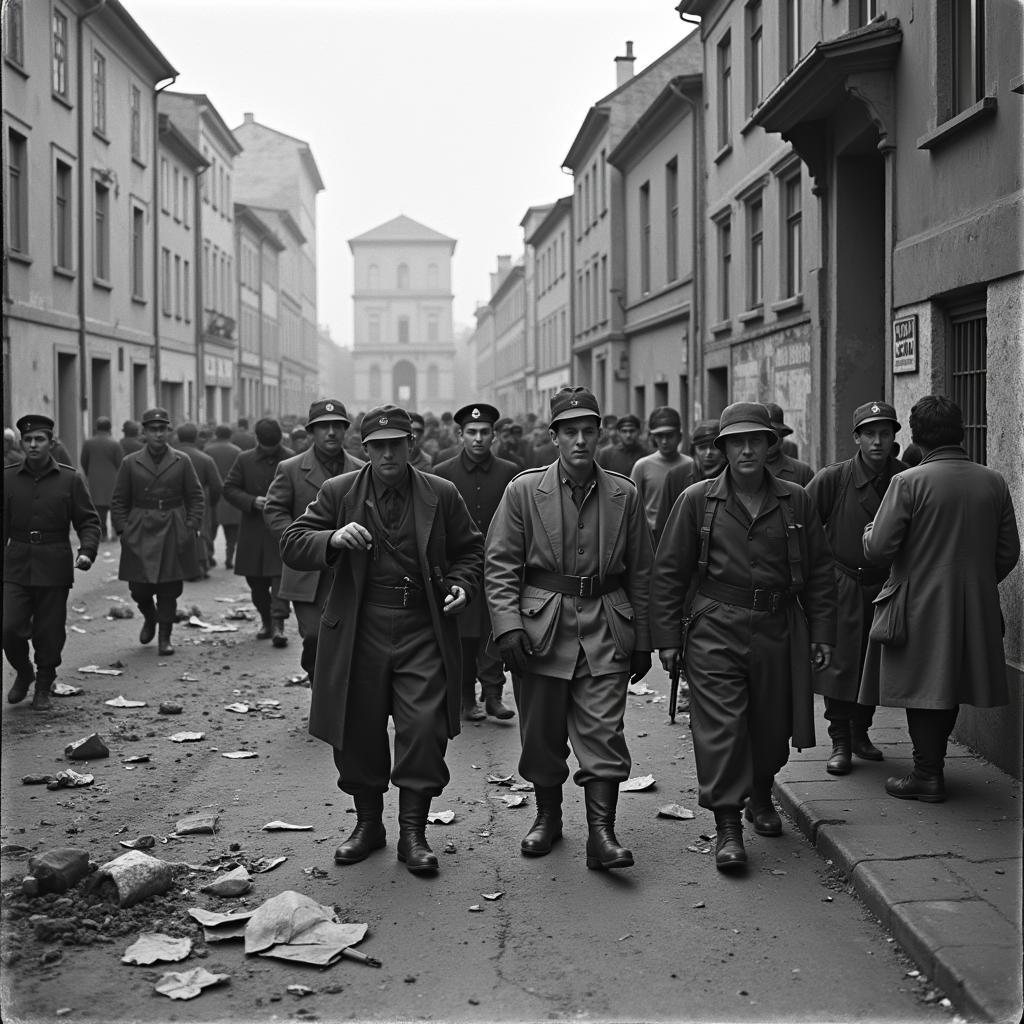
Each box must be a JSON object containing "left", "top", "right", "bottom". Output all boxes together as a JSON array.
[
  {"left": 578, "top": 575, "right": 596, "bottom": 598},
  {"left": 752, "top": 588, "right": 768, "bottom": 611},
  {"left": 29, "top": 530, "right": 42, "bottom": 544}
]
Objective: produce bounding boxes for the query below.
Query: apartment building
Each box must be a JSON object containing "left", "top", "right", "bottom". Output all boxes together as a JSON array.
[
  {"left": 519, "top": 203, "right": 554, "bottom": 412},
  {"left": 490, "top": 257, "right": 527, "bottom": 417},
  {"left": 471, "top": 302, "right": 496, "bottom": 405}
]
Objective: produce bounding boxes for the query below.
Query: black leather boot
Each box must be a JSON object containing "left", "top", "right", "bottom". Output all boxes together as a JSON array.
[
  {"left": 271, "top": 618, "right": 288, "bottom": 648},
  {"left": 851, "top": 725, "right": 884, "bottom": 761},
  {"left": 256, "top": 613, "right": 273, "bottom": 640},
  {"left": 334, "top": 792, "right": 386, "bottom": 864},
  {"left": 157, "top": 622, "right": 174, "bottom": 656},
  {"left": 584, "top": 780, "right": 633, "bottom": 870},
  {"left": 396, "top": 790, "right": 438, "bottom": 874},
  {"left": 826, "top": 720, "right": 852, "bottom": 775},
  {"left": 520, "top": 786, "right": 562, "bottom": 856},
  {"left": 7, "top": 666, "right": 34, "bottom": 704},
  {"left": 713, "top": 808, "right": 747, "bottom": 872},
  {"left": 138, "top": 602, "right": 157, "bottom": 644},
  {"left": 744, "top": 780, "right": 782, "bottom": 837},
  {"left": 31, "top": 669, "right": 55, "bottom": 712},
  {"left": 483, "top": 693, "right": 515, "bottom": 720}
]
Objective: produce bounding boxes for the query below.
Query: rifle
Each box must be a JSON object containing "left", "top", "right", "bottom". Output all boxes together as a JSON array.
[{"left": 669, "top": 615, "right": 691, "bottom": 725}]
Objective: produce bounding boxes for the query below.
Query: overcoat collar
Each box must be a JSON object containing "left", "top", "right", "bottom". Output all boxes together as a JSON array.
[
  {"left": 300, "top": 447, "right": 330, "bottom": 488},
  {"left": 920, "top": 445, "right": 969, "bottom": 464},
  {"left": 137, "top": 446, "right": 182, "bottom": 478}
]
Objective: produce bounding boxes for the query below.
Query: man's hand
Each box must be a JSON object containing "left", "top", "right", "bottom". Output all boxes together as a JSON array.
[
  {"left": 253, "top": 495, "right": 267, "bottom": 511},
  {"left": 329, "top": 522, "right": 373, "bottom": 550},
  {"left": 811, "top": 642, "right": 833, "bottom": 671},
  {"left": 75, "top": 555, "right": 92, "bottom": 571},
  {"left": 629, "top": 650, "right": 652, "bottom": 684},
  {"left": 659, "top": 647, "right": 681, "bottom": 675},
  {"left": 497, "top": 629, "right": 532, "bottom": 675},
  {"left": 442, "top": 585, "right": 467, "bottom": 615}
]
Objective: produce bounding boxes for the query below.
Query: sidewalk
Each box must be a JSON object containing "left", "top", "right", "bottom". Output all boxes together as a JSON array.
[{"left": 774, "top": 700, "right": 1023, "bottom": 1024}]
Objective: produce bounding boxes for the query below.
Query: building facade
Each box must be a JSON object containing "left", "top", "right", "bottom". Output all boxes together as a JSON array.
[
  {"left": 348, "top": 215, "right": 458, "bottom": 414},
  {"left": 491, "top": 258, "right": 527, "bottom": 416}
]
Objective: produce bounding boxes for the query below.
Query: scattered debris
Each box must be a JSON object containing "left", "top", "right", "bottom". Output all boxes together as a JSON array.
[
  {"left": 22, "top": 775, "right": 52, "bottom": 785},
  {"left": 256, "top": 699, "right": 281, "bottom": 709},
  {"left": 285, "top": 672, "right": 310, "bottom": 686},
  {"left": 223, "top": 610, "right": 254, "bottom": 621},
  {"left": 107, "top": 605, "right": 134, "bottom": 619},
  {"left": 468, "top": 905, "right": 483, "bottom": 913},
  {"left": 486, "top": 772, "right": 513, "bottom": 786},
  {"left": 426, "top": 809, "right": 456, "bottom": 824},
  {"left": 510, "top": 781, "right": 534, "bottom": 792},
  {"left": 619, "top": 774, "right": 656, "bottom": 792},
  {"left": 261, "top": 821, "right": 313, "bottom": 832},
  {"left": 69, "top": 625, "right": 87, "bottom": 634},
  {"left": 201, "top": 866, "right": 252, "bottom": 897},
  {"left": 657, "top": 803, "right": 695, "bottom": 820},
  {"left": 47, "top": 769, "right": 94, "bottom": 790},
  {"left": 121, "top": 755, "right": 150, "bottom": 764},
  {"left": 251, "top": 856, "right": 287, "bottom": 874},
  {"left": 105, "top": 695, "right": 147, "bottom": 708},
  {"left": 64, "top": 733, "right": 110, "bottom": 760},
  {"left": 287, "top": 984, "right": 315, "bottom": 997},
  {"left": 224, "top": 703, "right": 250, "bottom": 714},
  {"left": 167, "top": 731, "right": 204, "bottom": 743},
  {"left": 179, "top": 673, "right": 200, "bottom": 682},
  {"left": 52, "top": 682, "right": 83, "bottom": 697},
  {"left": 22, "top": 848, "right": 92, "bottom": 897},
  {"left": 119, "top": 835, "right": 157, "bottom": 851},
  {"left": 221, "top": 751, "right": 259, "bottom": 759},
  {"left": 482, "top": 892, "right": 503, "bottom": 901},
  {"left": 122, "top": 933, "right": 192, "bottom": 965},
  {"left": 495, "top": 795, "right": 527, "bottom": 808},
  {"left": 173, "top": 813, "right": 219, "bottom": 836},
  {"left": 159, "top": 703, "right": 184, "bottom": 715},
  {"left": 90, "top": 850, "right": 173, "bottom": 908},
  {"left": 154, "top": 967, "right": 229, "bottom": 1000},
  {"left": 186, "top": 615, "right": 237, "bottom": 633},
  {"left": 79, "top": 664, "right": 123, "bottom": 676},
  {"left": 627, "top": 681, "right": 655, "bottom": 695}
]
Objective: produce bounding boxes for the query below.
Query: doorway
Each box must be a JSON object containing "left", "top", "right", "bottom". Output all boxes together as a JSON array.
[{"left": 393, "top": 360, "right": 416, "bottom": 409}]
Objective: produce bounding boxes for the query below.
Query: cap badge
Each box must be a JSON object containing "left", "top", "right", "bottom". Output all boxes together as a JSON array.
[
  {"left": 570, "top": 399, "right": 578, "bottom": 407},
  {"left": 326, "top": 403, "right": 335, "bottom": 412},
  {"left": 471, "top": 408, "right": 481, "bottom": 419},
  {"left": 871, "top": 404, "right": 880, "bottom": 414},
  {"left": 379, "top": 416, "right": 388, "bottom": 426}
]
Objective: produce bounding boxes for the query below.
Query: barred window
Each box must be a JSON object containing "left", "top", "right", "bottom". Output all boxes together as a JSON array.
[{"left": 948, "top": 301, "right": 987, "bottom": 464}]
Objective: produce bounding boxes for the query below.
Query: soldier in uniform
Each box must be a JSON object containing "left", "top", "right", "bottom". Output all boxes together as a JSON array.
[
  {"left": 806, "top": 401, "right": 906, "bottom": 775},
  {"left": 281, "top": 404, "right": 483, "bottom": 875},
  {"left": 651, "top": 403, "right": 836, "bottom": 873},
  {"left": 205, "top": 425, "right": 242, "bottom": 569},
  {"left": 223, "top": 418, "right": 293, "bottom": 646},
  {"left": 596, "top": 414, "right": 649, "bottom": 476},
  {"left": 765, "top": 402, "right": 814, "bottom": 484},
  {"left": 485, "top": 386, "right": 654, "bottom": 870},
  {"left": 174, "top": 422, "right": 223, "bottom": 577},
  {"left": 265, "top": 400, "right": 364, "bottom": 681},
  {"left": 110, "top": 408, "right": 205, "bottom": 656},
  {"left": 433, "top": 403, "right": 520, "bottom": 721},
  {"left": 3, "top": 414, "right": 101, "bottom": 710}
]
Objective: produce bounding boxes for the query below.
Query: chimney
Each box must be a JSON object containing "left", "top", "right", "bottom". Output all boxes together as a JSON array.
[
  {"left": 497, "top": 255, "right": 512, "bottom": 275},
  {"left": 243, "top": 112, "right": 254, "bottom": 124},
  {"left": 615, "top": 41, "right": 635, "bottom": 88}
]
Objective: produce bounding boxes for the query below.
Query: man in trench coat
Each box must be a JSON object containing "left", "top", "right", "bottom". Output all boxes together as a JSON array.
[
  {"left": 174, "top": 422, "right": 223, "bottom": 578},
  {"left": 859, "top": 395, "right": 1020, "bottom": 802},
  {"left": 80, "top": 417, "right": 123, "bottom": 541},
  {"left": 265, "top": 399, "right": 364, "bottom": 680},
  {"left": 110, "top": 408, "right": 205, "bottom": 656},
  {"left": 204, "top": 425, "right": 242, "bottom": 569},
  {"left": 280, "top": 404, "right": 482, "bottom": 875}
]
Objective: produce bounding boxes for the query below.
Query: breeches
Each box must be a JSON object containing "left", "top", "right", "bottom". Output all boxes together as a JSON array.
[
  {"left": 129, "top": 580, "right": 183, "bottom": 624},
  {"left": 460, "top": 635, "right": 505, "bottom": 701},
  {"left": 245, "top": 576, "right": 289, "bottom": 620},
  {"left": 332, "top": 603, "right": 449, "bottom": 797},
  {"left": 514, "top": 652, "right": 631, "bottom": 788},
  {"left": 2, "top": 583, "right": 70, "bottom": 670}
]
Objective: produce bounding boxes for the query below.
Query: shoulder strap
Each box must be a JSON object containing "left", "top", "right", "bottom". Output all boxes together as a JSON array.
[
  {"left": 826, "top": 459, "right": 856, "bottom": 527},
  {"left": 696, "top": 489, "right": 723, "bottom": 586},
  {"left": 778, "top": 492, "right": 805, "bottom": 591}
]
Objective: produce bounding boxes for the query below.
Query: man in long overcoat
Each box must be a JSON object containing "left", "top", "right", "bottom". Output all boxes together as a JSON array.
[
  {"left": 281, "top": 404, "right": 482, "bottom": 875},
  {"left": 806, "top": 401, "right": 906, "bottom": 775},
  {"left": 80, "top": 417, "right": 122, "bottom": 541},
  {"left": 433, "top": 402, "right": 520, "bottom": 721},
  {"left": 174, "top": 422, "right": 223, "bottom": 577},
  {"left": 859, "top": 395, "right": 1020, "bottom": 802},
  {"left": 205, "top": 425, "right": 242, "bottom": 569},
  {"left": 110, "top": 408, "right": 204, "bottom": 656},
  {"left": 223, "top": 418, "right": 292, "bottom": 645},
  {"left": 265, "top": 400, "right": 364, "bottom": 680}
]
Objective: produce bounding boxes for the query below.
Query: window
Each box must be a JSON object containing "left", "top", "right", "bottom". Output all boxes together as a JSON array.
[
  {"left": 783, "top": 173, "right": 802, "bottom": 298},
  {"left": 600, "top": 256, "right": 608, "bottom": 321},
  {"left": 747, "top": 193, "right": 764, "bottom": 308},
  {"left": 92, "top": 50, "right": 106, "bottom": 134},
  {"left": 174, "top": 255, "right": 182, "bottom": 318},
  {"left": 368, "top": 314, "right": 380, "bottom": 343},
  {"left": 427, "top": 314, "right": 439, "bottom": 343},
  {"left": 54, "top": 159, "right": 73, "bottom": 270},
  {"left": 948, "top": 300, "right": 987, "bottom": 463},
  {"left": 639, "top": 181, "right": 651, "bottom": 294},
  {"left": 398, "top": 316, "right": 410, "bottom": 344},
  {"left": 160, "top": 159, "right": 169, "bottom": 212},
  {"left": 131, "top": 206, "right": 145, "bottom": 299},
  {"left": 52, "top": 9, "right": 68, "bottom": 97},
  {"left": 666, "top": 158, "right": 679, "bottom": 282},
  {"left": 172, "top": 166, "right": 180, "bottom": 221},
  {"left": 7, "top": 130, "right": 28, "bottom": 254},
  {"left": 950, "top": 0, "right": 985, "bottom": 116},
  {"left": 600, "top": 150, "right": 607, "bottom": 213},
  {"left": 210, "top": 158, "right": 217, "bottom": 210},
  {"left": 717, "top": 214, "right": 732, "bottom": 320},
  {"left": 397, "top": 263, "right": 409, "bottom": 289},
  {"left": 783, "top": 0, "right": 801, "bottom": 72},
  {"left": 161, "top": 248, "right": 171, "bottom": 315},
  {"left": 93, "top": 181, "right": 109, "bottom": 281},
  {"left": 853, "top": 0, "right": 879, "bottom": 28},
  {"left": 183, "top": 260, "right": 191, "bottom": 322},
  {"left": 717, "top": 34, "right": 732, "bottom": 150},
  {"left": 747, "top": 2, "right": 763, "bottom": 112},
  {"left": 130, "top": 86, "right": 143, "bottom": 161},
  {"left": 4, "top": 0, "right": 24, "bottom": 66},
  {"left": 182, "top": 177, "right": 190, "bottom": 228}
]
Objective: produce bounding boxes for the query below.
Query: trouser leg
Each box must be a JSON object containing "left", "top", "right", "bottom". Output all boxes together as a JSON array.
[
  {"left": 747, "top": 614, "right": 793, "bottom": 791},
  {"left": 154, "top": 582, "right": 183, "bottom": 624},
  {"left": 566, "top": 663, "right": 631, "bottom": 786},
  {"left": 95, "top": 506, "right": 110, "bottom": 539},
  {"left": 514, "top": 671, "right": 571, "bottom": 788},
  {"left": 905, "top": 706, "right": 960, "bottom": 778},
  {"left": 460, "top": 637, "right": 480, "bottom": 705},
  {"left": 477, "top": 638, "right": 506, "bottom": 699},
  {"left": 246, "top": 576, "right": 272, "bottom": 620},
  {"left": 224, "top": 524, "right": 238, "bottom": 567},
  {"left": 2, "top": 582, "right": 34, "bottom": 674},
  {"left": 826, "top": 695, "right": 874, "bottom": 730},
  {"left": 29, "top": 586, "right": 70, "bottom": 669},
  {"left": 268, "top": 576, "right": 290, "bottom": 621}
]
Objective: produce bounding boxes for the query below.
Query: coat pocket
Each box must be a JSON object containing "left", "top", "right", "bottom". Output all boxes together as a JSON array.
[
  {"left": 868, "top": 578, "right": 908, "bottom": 648},
  {"left": 519, "top": 587, "right": 560, "bottom": 657},
  {"left": 606, "top": 596, "right": 636, "bottom": 657},
  {"left": 320, "top": 613, "right": 340, "bottom": 630}
]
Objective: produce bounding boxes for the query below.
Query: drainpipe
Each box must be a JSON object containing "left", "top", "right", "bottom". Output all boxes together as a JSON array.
[
  {"left": 152, "top": 74, "right": 178, "bottom": 413},
  {"left": 194, "top": 157, "right": 206, "bottom": 422},
  {"left": 257, "top": 235, "right": 265, "bottom": 415}
]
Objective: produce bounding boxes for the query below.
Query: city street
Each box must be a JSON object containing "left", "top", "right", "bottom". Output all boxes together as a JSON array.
[{"left": 0, "top": 536, "right": 954, "bottom": 1024}]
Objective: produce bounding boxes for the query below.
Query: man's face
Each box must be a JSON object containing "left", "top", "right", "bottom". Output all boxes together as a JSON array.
[
  {"left": 724, "top": 432, "right": 770, "bottom": 482},
  {"left": 619, "top": 424, "right": 639, "bottom": 447},
  {"left": 652, "top": 429, "right": 681, "bottom": 456},
  {"left": 551, "top": 417, "right": 600, "bottom": 471},
  {"left": 22, "top": 430, "right": 52, "bottom": 467},
  {"left": 143, "top": 422, "right": 169, "bottom": 454},
  {"left": 695, "top": 441, "right": 726, "bottom": 478},
  {"left": 854, "top": 422, "right": 896, "bottom": 471},
  {"left": 499, "top": 427, "right": 514, "bottom": 447},
  {"left": 312, "top": 420, "right": 347, "bottom": 459},
  {"left": 363, "top": 435, "right": 411, "bottom": 485},
  {"left": 460, "top": 422, "right": 493, "bottom": 463}
]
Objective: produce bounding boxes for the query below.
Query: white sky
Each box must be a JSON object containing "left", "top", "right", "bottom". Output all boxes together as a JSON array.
[{"left": 127, "top": 0, "right": 696, "bottom": 346}]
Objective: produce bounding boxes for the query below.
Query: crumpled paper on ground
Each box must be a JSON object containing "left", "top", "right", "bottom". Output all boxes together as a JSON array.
[
  {"left": 122, "top": 932, "right": 192, "bottom": 964},
  {"left": 154, "top": 967, "right": 229, "bottom": 1000},
  {"left": 243, "top": 890, "right": 368, "bottom": 966}
]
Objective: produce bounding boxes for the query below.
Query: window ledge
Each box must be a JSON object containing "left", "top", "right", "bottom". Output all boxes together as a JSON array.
[
  {"left": 131, "top": 293, "right": 146, "bottom": 305},
  {"left": 8, "top": 250, "right": 32, "bottom": 266},
  {"left": 4, "top": 56, "right": 28, "bottom": 79},
  {"left": 714, "top": 143, "right": 733, "bottom": 164},
  {"left": 710, "top": 318, "right": 733, "bottom": 335},
  {"left": 92, "top": 128, "right": 109, "bottom": 145},
  {"left": 771, "top": 295, "right": 803, "bottom": 313},
  {"left": 917, "top": 96, "right": 997, "bottom": 150},
  {"left": 132, "top": 155, "right": 146, "bottom": 169},
  {"left": 52, "top": 92, "right": 72, "bottom": 110},
  {"left": 54, "top": 265, "right": 75, "bottom": 280},
  {"left": 738, "top": 306, "right": 764, "bottom": 324},
  {"left": 92, "top": 277, "right": 112, "bottom": 291}
]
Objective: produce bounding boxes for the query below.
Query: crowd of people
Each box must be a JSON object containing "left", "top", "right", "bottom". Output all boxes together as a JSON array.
[{"left": 3, "top": 388, "right": 1019, "bottom": 878}]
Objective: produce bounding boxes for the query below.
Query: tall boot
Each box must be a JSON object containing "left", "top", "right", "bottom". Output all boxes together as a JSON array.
[
  {"left": 744, "top": 778, "right": 782, "bottom": 836},
  {"left": 7, "top": 665, "right": 34, "bottom": 704},
  {"left": 713, "top": 808, "right": 747, "bottom": 872},
  {"left": 31, "top": 669, "right": 55, "bottom": 712},
  {"left": 334, "top": 791, "right": 386, "bottom": 864},
  {"left": 826, "top": 720, "right": 852, "bottom": 775},
  {"left": 520, "top": 786, "right": 562, "bottom": 856},
  {"left": 396, "top": 790, "right": 438, "bottom": 875},
  {"left": 483, "top": 688, "right": 515, "bottom": 720},
  {"left": 138, "top": 601, "right": 157, "bottom": 645},
  {"left": 271, "top": 618, "right": 288, "bottom": 648},
  {"left": 584, "top": 780, "right": 633, "bottom": 870},
  {"left": 157, "top": 622, "right": 174, "bottom": 656},
  {"left": 256, "top": 613, "right": 273, "bottom": 640},
  {"left": 851, "top": 723, "right": 884, "bottom": 761}
]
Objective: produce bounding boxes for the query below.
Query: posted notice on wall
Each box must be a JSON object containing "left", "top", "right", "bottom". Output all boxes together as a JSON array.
[{"left": 892, "top": 315, "right": 918, "bottom": 374}]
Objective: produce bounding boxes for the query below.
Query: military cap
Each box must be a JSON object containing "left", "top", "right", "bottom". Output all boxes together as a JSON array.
[
  {"left": 615, "top": 414, "right": 641, "bottom": 430},
  {"left": 714, "top": 402, "right": 776, "bottom": 450},
  {"left": 648, "top": 406, "right": 682, "bottom": 435},
  {"left": 494, "top": 416, "right": 514, "bottom": 433},
  {"left": 408, "top": 412, "right": 426, "bottom": 430},
  {"left": 454, "top": 403, "right": 501, "bottom": 427},
  {"left": 15, "top": 414, "right": 55, "bottom": 436},
  {"left": 361, "top": 404, "right": 413, "bottom": 442},
  {"left": 690, "top": 419, "right": 721, "bottom": 448},
  {"left": 140, "top": 407, "right": 171, "bottom": 426},
  {"left": 549, "top": 386, "right": 601, "bottom": 426},
  {"left": 764, "top": 402, "right": 794, "bottom": 436},
  {"left": 306, "top": 399, "right": 350, "bottom": 428},
  {"left": 853, "top": 400, "right": 901, "bottom": 432}
]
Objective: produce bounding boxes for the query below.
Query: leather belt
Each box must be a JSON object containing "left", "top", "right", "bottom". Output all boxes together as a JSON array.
[
  {"left": 9, "top": 529, "right": 69, "bottom": 545},
  {"left": 365, "top": 582, "right": 426, "bottom": 609},
  {"left": 524, "top": 568, "right": 623, "bottom": 598},
  {"left": 134, "top": 497, "right": 184, "bottom": 510},
  {"left": 835, "top": 561, "right": 887, "bottom": 587},
  {"left": 699, "top": 579, "right": 792, "bottom": 613}
]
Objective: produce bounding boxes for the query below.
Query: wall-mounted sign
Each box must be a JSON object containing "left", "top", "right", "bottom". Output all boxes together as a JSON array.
[{"left": 893, "top": 315, "right": 918, "bottom": 374}]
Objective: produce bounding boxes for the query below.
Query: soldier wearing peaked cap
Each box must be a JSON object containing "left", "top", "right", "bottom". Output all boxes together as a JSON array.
[
  {"left": 806, "top": 400, "right": 907, "bottom": 777},
  {"left": 3, "top": 414, "right": 102, "bottom": 710},
  {"left": 485, "top": 386, "right": 654, "bottom": 871},
  {"left": 281, "top": 403, "right": 483, "bottom": 876},
  {"left": 651, "top": 402, "right": 836, "bottom": 874},
  {"left": 433, "top": 403, "right": 520, "bottom": 722}
]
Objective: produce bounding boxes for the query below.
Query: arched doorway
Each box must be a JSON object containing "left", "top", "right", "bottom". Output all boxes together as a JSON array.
[{"left": 393, "top": 359, "right": 416, "bottom": 409}]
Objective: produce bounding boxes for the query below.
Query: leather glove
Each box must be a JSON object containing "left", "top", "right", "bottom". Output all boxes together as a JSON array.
[
  {"left": 629, "top": 650, "right": 652, "bottom": 684},
  {"left": 497, "top": 629, "right": 532, "bottom": 675}
]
